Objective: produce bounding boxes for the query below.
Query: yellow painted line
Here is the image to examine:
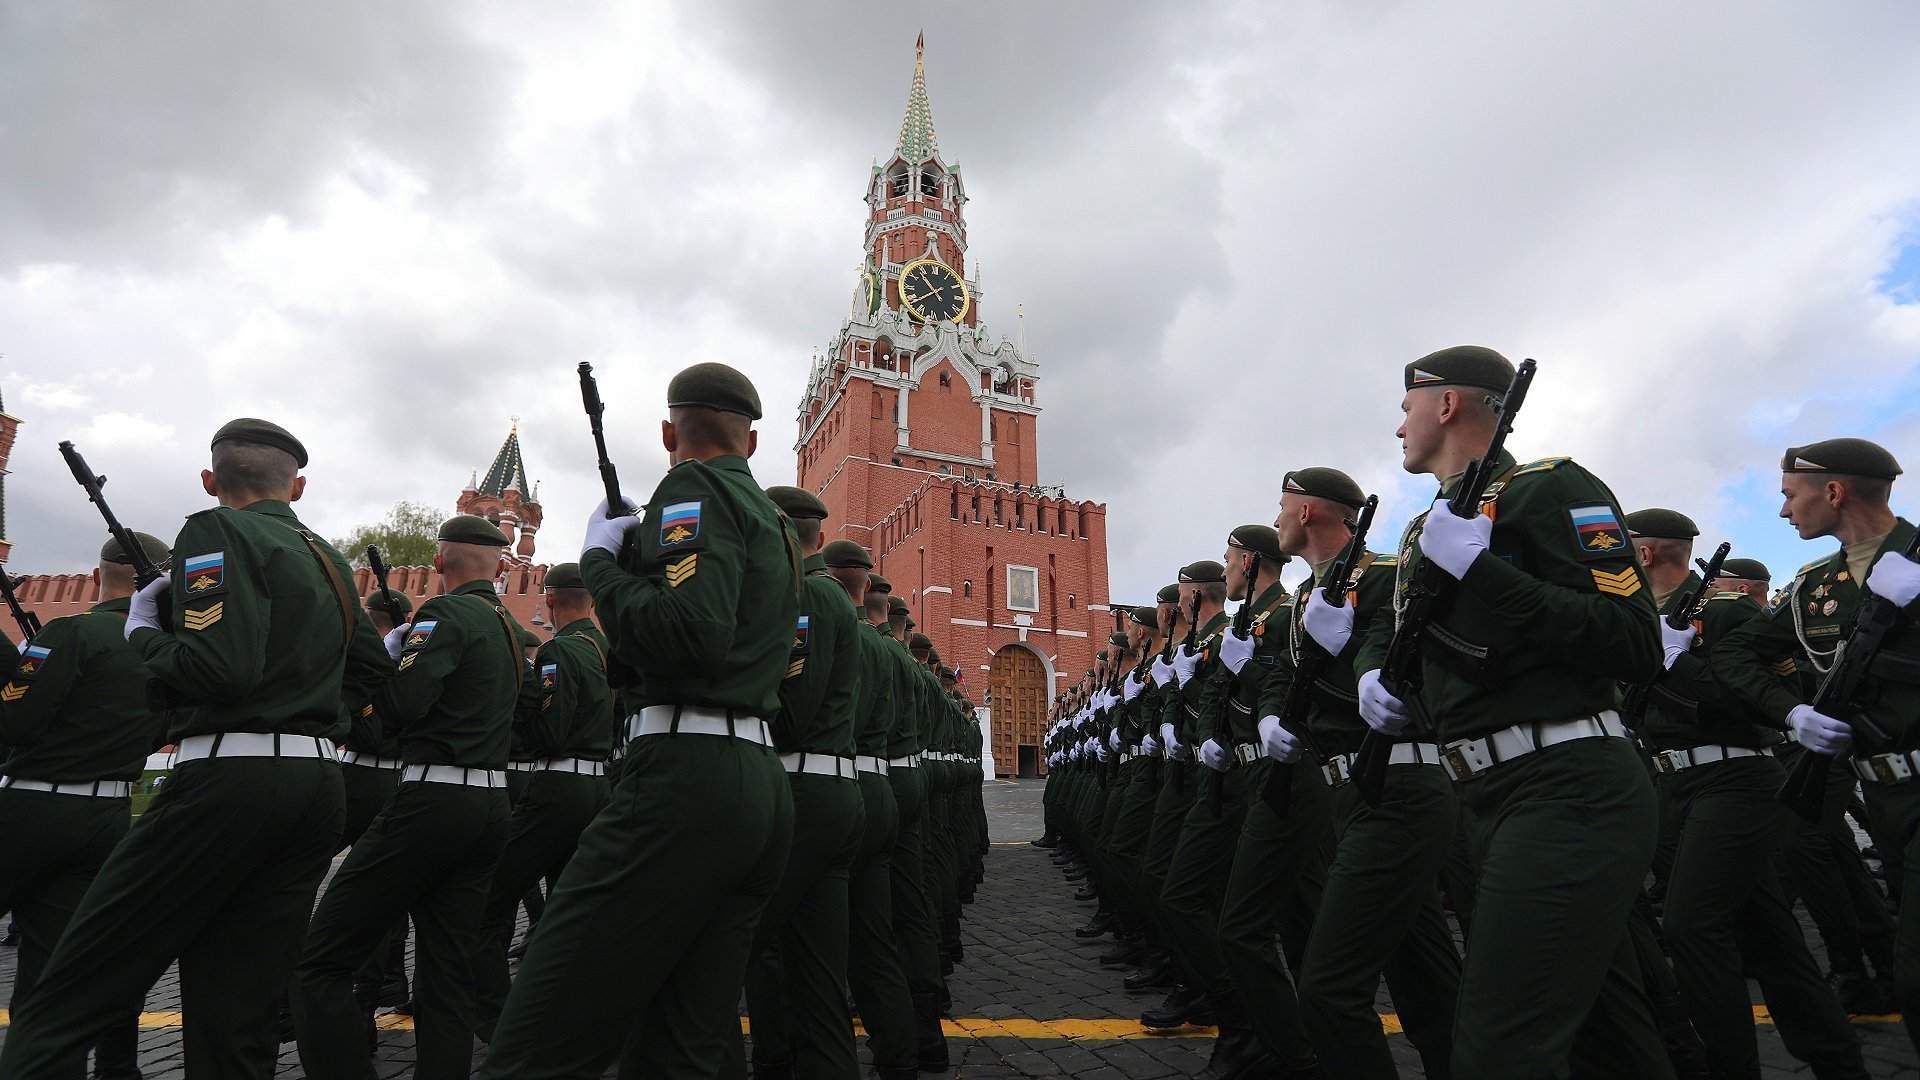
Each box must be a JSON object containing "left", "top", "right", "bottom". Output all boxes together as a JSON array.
[{"left": 0, "top": 1009, "right": 1903, "bottom": 1037}]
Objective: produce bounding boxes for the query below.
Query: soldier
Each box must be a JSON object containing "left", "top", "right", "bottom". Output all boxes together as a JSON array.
[
  {"left": 908, "top": 637, "right": 962, "bottom": 973},
  {"left": 1134, "top": 583, "right": 1200, "bottom": 1008},
  {"left": 1716, "top": 437, "right": 1920, "bottom": 1051},
  {"left": 1351, "top": 347, "right": 1672, "bottom": 1077},
  {"left": 473, "top": 562, "right": 614, "bottom": 1039},
  {"left": 879, "top": 593, "right": 950, "bottom": 1071},
  {"left": 0, "top": 531, "right": 172, "bottom": 1080},
  {"left": 1, "top": 419, "right": 389, "bottom": 1079},
  {"left": 738, "top": 488, "right": 866, "bottom": 1080},
  {"left": 1277, "top": 467, "right": 1460, "bottom": 1079},
  {"left": 294, "top": 514, "right": 520, "bottom": 1080},
  {"left": 1718, "top": 558, "right": 1772, "bottom": 602},
  {"left": 1102, "top": 605, "right": 1177, "bottom": 983},
  {"left": 478, "top": 363, "right": 798, "bottom": 1079}
]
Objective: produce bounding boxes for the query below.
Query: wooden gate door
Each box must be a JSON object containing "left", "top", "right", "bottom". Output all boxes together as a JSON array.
[{"left": 989, "top": 645, "right": 1047, "bottom": 777}]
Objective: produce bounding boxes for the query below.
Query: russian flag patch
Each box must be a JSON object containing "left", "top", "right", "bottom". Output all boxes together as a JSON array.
[
  {"left": 659, "top": 501, "right": 702, "bottom": 546},
  {"left": 184, "top": 552, "right": 225, "bottom": 592},
  {"left": 1569, "top": 505, "right": 1627, "bottom": 555}
]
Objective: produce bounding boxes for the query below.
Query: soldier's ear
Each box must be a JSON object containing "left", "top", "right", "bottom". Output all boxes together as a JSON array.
[
  {"left": 288, "top": 476, "right": 307, "bottom": 503},
  {"left": 746, "top": 429, "right": 759, "bottom": 458},
  {"left": 661, "top": 419, "right": 677, "bottom": 456},
  {"left": 200, "top": 469, "right": 218, "bottom": 498}
]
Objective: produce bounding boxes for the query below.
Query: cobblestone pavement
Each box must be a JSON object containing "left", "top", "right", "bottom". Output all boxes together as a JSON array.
[{"left": 2, "top": 778, "right": 1915, "bottom": 1077}]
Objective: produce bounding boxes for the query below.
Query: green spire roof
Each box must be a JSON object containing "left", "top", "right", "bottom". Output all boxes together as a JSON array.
[
  {"left": 478, "top": 420, "right": 532, "bottom": 498},
  {"left": 895, "top": 32, "right": 939, "bottom": 163}
]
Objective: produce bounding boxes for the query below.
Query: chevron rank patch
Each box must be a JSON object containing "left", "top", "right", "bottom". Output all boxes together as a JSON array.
[
  {"left": 14, "top": 644, "right": 50, "bottom": 677},
  {"left": 786, "top": 658, "right": 806, "bottom": 680},
  {"left": 0, "top": 682, "right": 26, "bottom": 702},
  {"left": 1771, "top": 658, "right": 1798, "bottom": 677},
  {"left": 541, "top": 663, "right": 557, "bottom": 690},
  {"left": 360, "top": 703, "right": 375, "bottom": 717},
  {"left": 1569, "top": 505, "right": 1627, "bottom": 555},
  {"left": 398, "top": 652, "right": 418, "bottom": 671},
  {"left": 183, "top": 602, "right": 224, "bottom": 631},
  {"left": 665, "top": 554, "right": 697, "bottom": 588},
  {"left": 404, "top": 621, "right": 438, "bottom": 649},
  {"left": 1591, "top": 566, "right": 1643, "bottom": 598},
  {"left": 659, "top": 501, "right": 702, "bottom": 547}
]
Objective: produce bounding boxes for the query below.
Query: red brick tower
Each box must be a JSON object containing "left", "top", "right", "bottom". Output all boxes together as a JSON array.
[{"left": 794, "top": 36, "right": 1111, "bottom": 777}]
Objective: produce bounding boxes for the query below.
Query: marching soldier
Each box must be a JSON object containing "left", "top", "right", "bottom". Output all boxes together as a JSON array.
[
  {"left": 1278, "top": 467, "right": 1460, "bottom": 1078},
  {"left": 1716, "top": 438, "right": 1920, "bottom": 1052},
  {"left": 473, "top": 562, "right": 615, "bottom": 1039},
  {"left": 1135, "top": 583, "right": 1199, "bottom": 1008},
  {"left": 1351, "top": 347, "right": 1673, "bottom": 1077},
  {"left": 2, "top": 419, "right": 388, "bottom": 1079},
  {"left": 881, "top": 595, "right": 951, "bottom": 1071},
  {"left": 0, "top": 531, "right": 173, "bottom": 1080},
  {"left": 479, "top": 363, "right": 798, "bottom": 1079}
]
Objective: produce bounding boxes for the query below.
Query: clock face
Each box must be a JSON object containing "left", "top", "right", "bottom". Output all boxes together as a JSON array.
[{"left": 898, "top": 258, "right": 970, "bottom": 324}]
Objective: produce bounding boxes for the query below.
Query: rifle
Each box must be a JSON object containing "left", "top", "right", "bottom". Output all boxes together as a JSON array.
[
  {"left": 59, "top": 441, "right": 170, "bottom": 631},
  {"left": 1776, "top": 530, "right": 1920, "bottom": 821},
  {"left": 1205, "top": 549, "right": 1264, "bottom": 816},
  {"left": 1170, "top": 592, "right": 1203, "bottom": 796},
  {"left": 1620, "top": 541, "right": 1731, "bottom": 735},
  {"left": 366, "top": 545, "right": 403, "bottom": 627},
  {"left": 1, "top": 572, "right": 42, "bottom": 642},
  {"left": 1351, "top": 358, "right": 1537, "bottom": 805},
  {"left": 1261, "top": 496, "right": 1378, "bottom": 817},
  {"left": 577, "top": 362, "right": 627, "bottom": 517}
]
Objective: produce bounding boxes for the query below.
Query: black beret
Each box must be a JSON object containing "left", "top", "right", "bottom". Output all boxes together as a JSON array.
[
  {"left": 1228, "top": 524, "right": 1285, "bottom": 562},
  {"left": 1625, "top": 509, "right": 1699, "bottom": 540},
  {"left": 1155, "top": 583, "right": 1180, "bottom": 604},
  {"left": 101, "top": 531, "right": 171, "bottom": 569},
  {"left": 668, "top": 362, "right": 763, "bottom": 420},
  {"left": 927, "top": 646, "right": 941, "bottom": 663},
  {"left": 766, "top": 485, "right": 828, "bottom": 520},
  {"left": 1282, "top": 467, "right": 1367, "bottom": 510},
  {"left": 1404, "top": 345, "right": 1515, "bottom": 394},
  {"left": 904, "top": 616, "right": 917, "bottom": 630},
  {"left": 211, "top": 417, "right": 308, "bottom": 468},
  {"left": 1107, "top": 632, "right": 1129, "bottom": 646},
  {"left": 438, "top": 514, "right": 510, "bottom": 546},
  {"left": 908, "top": 632, "right": 933, "bottom": 652},
  {"left": 515, "top": 624, "right": 542, "bottom": 649},
  {"left": 1782, "top": 438, "right": 1902, "bottom": 481},
  {"left": 1720, "top": 557, "right": 1772, "bottom": 582},
  {"left": 364, "top": 589, "right": 413, "bottom": 619},
  {"left": 1095, "top": 648, "right": 1109, "bottom": 661},
  {"left": 822, "top": 539, "right": 873, "bottom": 569},
  {"left": 886, "top": 595, "right": 910, "bottom": 613},
  {"left": 939, "top": 666, "right": 958, "bottom": 682},
  {"left": 1179, "top": 560, "right": 1226, "bottom": 584},
  {"left": 867, "top": 573, "right": 892, "bottom": 594},
  {"left": 1130, "top": 604, "right": 1158, "bottom": 626},
  {"left": 544, "top": 562, "right": 586, "bottom": 589}
]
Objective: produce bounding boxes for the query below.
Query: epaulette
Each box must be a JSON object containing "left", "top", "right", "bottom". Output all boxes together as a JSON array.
[
  {"left": 1512, "top": 456, "right": 1571, "bottom": 476},
  {"left": 1796, "top": 555, "right": 1832, "bottom": 579},
  {"left": 1368, "top": 555, "right": 1398, "bottom": 569},
  {"left": 1704, "top": 591, "right": 1744, "bottom": 603},
  {"left": 184, "top": 506, "right": 229, "bottom": 521}
]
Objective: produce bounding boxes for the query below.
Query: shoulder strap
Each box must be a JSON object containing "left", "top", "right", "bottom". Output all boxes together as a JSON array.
[
  {"left": 476, "top": 598, "right": 527, "bottom": 698},
  {"left": 565, "top": 627, "right": 608, "bottom": 673},
  {"left": 292, "top": 528, "right": 357, "bottom": 653}
]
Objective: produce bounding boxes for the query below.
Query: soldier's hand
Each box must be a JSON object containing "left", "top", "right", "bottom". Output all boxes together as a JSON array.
[
  {"left": 1141, "top": 732, "right": 1160, "bottom": 757},
  {"left": 1258, "top": 714, "right": 1302, "bottom": 763},
  {"left": 1107, "top": 729, "right": 1121, "bottom": 752},
  {"left": 1788, "top": 704, "right": 1852, "bottom": 756},
  {"left": 1093, "top": 739, "right": 1110, "bottom": 763},
  {"left": 1867, "top": 552, "right": 1920, "bottom": 608},
  {"left": 1357, "top": 669, "right": 1413, "bottom": 736},
  {"left": 1199, "top": 738, "right": 1231, "bottom": 773},
  {"left": 1419, "top": 498, "right": 1492, "bottom": 581},
  {"left": 383, "top": 623, "right": 414, "bottom": 661},
  {"left": 1659, "top": 618, "right": 1697, "bottom": 670},
  {"left": 1219, "top": 629, "right": 1255, "bottom": 674},
  {"left": 1171, "top": 644, "right": 1201, "bottom": 683},
  {"left": 1150, "top": 654, "right": 1176, "bottom": 687},
  {"left": 582, "top": 497, "right": 645, "bottom": 558},
  {"left": 124, "top": 575, "right": 171, "bottom": 639},
  {"left": 1122, "top": 671, "right": 1144, "bottom": 702},
  {"left": 1158, "top": 722, "right": 1184, "bottom": 759},
  {"left": 1302, "top": 588, "right": 1355, "bottom": 655}
]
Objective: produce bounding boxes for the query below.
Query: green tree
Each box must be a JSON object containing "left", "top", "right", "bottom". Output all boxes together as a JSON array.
[{"left": 336, "top": 501, "right": 446, "bottom": 568}]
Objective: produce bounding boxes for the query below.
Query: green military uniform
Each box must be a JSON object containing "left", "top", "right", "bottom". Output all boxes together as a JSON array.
[
  {"left": 739, "top": 497, "right": 867, "bottom": 1080},
  {"left": 1271, "top": 469, "right": 1460, "bottom": 1079},
  {"left": 908, "top": 640, "right": 961, "bottom": 972},
  {"left": 480, "top": 363, "right": 799, "bottom": 1079},
  {"left": 474, "top": 563, "right": 615, "bottom": 1037},
  {"left": 1352, "top": 348, "right": 1670, "bottom": 1079},
  {"left": 1137, "top": 584, "right": 1204, "bottom": 1015},
  {"left": 3, "top": 420, "right": 391, "bottom": 1080},
  {"left": 881, "top": 601, "right": 950, "bottom": 1069},
  {"left": 296, "top": 515, "right": 523, "bottom": 1080},
  {"left": 1102, "top": 608, "right": 1176, "bottom": 983},
  {"left": 1715, "top": 437, "right": 1920, "bottom": 1053},
  {"left": 339, "top": 589, "right": 414, "bottom": 1009},
  {"left": 0, "top": 533, "right": 172, "bottom": 1080}
]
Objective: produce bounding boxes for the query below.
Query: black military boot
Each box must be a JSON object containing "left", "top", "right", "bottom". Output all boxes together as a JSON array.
[
  {"left": 1074, "top": 911, "right": 1113, "bottom": 938},
  {"left": 753, "top": 1059, "right": 795, "bottom": 1080},
  {"left": 1099, "top": 940, "right": 1145, "bottom": 968},
  {"left": 1123, "top": 954, "right": 1175, "bottom": 993},
  {"left": 1072, "top": 885, "right": 1098, "bottom": 902},
  {"left": 1834, "top": 968, "right": 1896, "bottom": 1015},
  {"left": 1031, "top": 832, "right": 1060, "bottom": 848},
  {"left": 1140, "top": 983, "right": 1214, "bottom": 1030},
  {"left": 913, "top": 994, "right": 951, "bottom": 1073}
]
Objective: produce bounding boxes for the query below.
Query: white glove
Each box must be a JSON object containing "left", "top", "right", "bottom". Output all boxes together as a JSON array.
[
  {"left": 1867, "top": 553, "right": 1920, "bottom": 608},
  {"left": 1302, "top": 589, "right": 1355, "bottom": 655},
  {"left": 1219, "top": 629, "right": 1255, "bottom": 675},
  {"left": 1122, "top": 671, "right": 1144, "bottom": 702},
  {"left": 582, "top": 497, "right": 645, "bottom": 559},
  {"left": 16, "top": 639, "right": 28, "bottom": 654},
  {"left": 1172, "top": 644, "right": 1201, "bottom": 684},
  {"left": 1150, "top": 655, "right": 1175, "bottom": 687},
  {"left": 1659, "top": 618, "right": 1697, "bottom": 670},
  {"left": 1357, "top": 669, "right": 1413, "bottom": 736},
  {"left": 1258, "top": 714, "right": 1303, "bottom": 763},
  {"left": 1108, "top": 729, "right": 1121, "bottom": 751},
  {"left": 1419, "top": 498, "right": 1492, "bottom": 581},
  {"left": 124, "top": 576, "right": 171, "bottom": 639},
  {"left": 1199, "top": 738, "right": 1231, "bottom": 773},
  {"left": 1141, "top": 732, "right": 1160, "bottom": 757},
  {"left": 1093, "top": 739, "right": 1110, "bottom": 763},
  {"left": 1159, "top": 722, "right": 1185, "bottom": 760},
  {"left": 383, "top": 623, "right": 413, "bottom": 661},
  {"left": 1788, "top": 704, "right": 1852, "bottom": 756}
]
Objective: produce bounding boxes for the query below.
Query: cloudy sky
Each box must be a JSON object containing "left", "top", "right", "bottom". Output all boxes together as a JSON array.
[{"left": 5, "top": 1, "right": 1919, "bottom": 605}]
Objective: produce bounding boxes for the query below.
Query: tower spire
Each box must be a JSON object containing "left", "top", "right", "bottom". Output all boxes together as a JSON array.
[{"left": 896, "top": 32, "right": 939, "bottom": 163}]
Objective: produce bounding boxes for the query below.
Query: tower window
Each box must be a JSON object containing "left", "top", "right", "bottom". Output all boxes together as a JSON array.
[{"left": 938, "top": 371, "right": 951, "bottom": 388}]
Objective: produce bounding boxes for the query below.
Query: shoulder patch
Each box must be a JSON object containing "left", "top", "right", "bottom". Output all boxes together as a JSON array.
[
  {"left": 659, "top": 501, "right": 703, "bottom": 547},
  {"left": 404, "top": 621, "right": 438, "bottom": 649},
  {"left": 14, "top": 643, "right": 51, "bottom": 677},
  {"left": 1568, "top": 504, "right": 1628, "bottom": 556},
  {"left": 792, "top": 614, "right": 810, "bottom": 651},
  {"left": 183, "top": 602, "right": 224, "bottom": 631},
  {"left": 665, "top": 553, "right": 698, "bottom": 587},
  {"left": 540, "top": 662, "right": 557, "bottom": 689},
  {"left": 183, "top": 551, "right": 225, "bottom": 593},
  {"left": 1591, "top": 565, "right": 1643, "bottom": 598},
  {"left": 1514, "top": 456, "right": 1571, "bottom": 476}
]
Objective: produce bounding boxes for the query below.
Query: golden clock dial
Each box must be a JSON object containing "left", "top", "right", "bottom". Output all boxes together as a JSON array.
[{"left": 898, "top": 257, "right": 970, "bottom": 323}]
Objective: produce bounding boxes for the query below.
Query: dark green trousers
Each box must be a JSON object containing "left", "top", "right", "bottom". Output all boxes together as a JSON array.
[
  {"left": 1159, "top": 765, "right": 1248, "bottom": 1021},
  {"left": 1660, "top": 756, "right": 1867, "bottom": 1078},
  {"left": 924, "top": 766, "right": 961, "bottom": 952},
  {"left": 295, "top": 781, "right": 509, "bottom": 1080},
  {"left": 1217, "top": 758, "right": 1330, "bottom": 1069},
  {"left": 1298, "top": 764, "right": 1460, "bottom": 1079},
  {"left": 504, "top": 770, "right": 549, "bottom": 926},
  {"left": 476, "top": 733, "right": 791, "bottom": 1079},
  {"left": 887, "top": 767, "right": 942, "bottom": 999},
  {"left": 0, "top": 758, "right": 343, "bottom": 1080},
  {"left": 474, "top": 771, "right": 610, "bottom": 1035},
  {"left": 1107, "top": 761, "right": 1162, "bottom": 930},
  {"left": 847, "top": 771, "right": 918, "bottom": 1071},
  {"left": 0, "top": 789, "right": 142, "bottom": 1079},
  {"left": 1775, "top": 743, "right": 1896, "bottom": 979},
  {"left": 1859, "top": 765, "right": 1920, "bottom": 1055},
  {"left": 339, "top": 761, "right": 407, "bottom": 996},
  {"left": 740, "top": 773, "right": 864, "bottom": 1079},
  {"left": 1141, "top": 760, "right": 1193, "bottom": 883},
  {"left": 1451, "top": 736, "right": 1672, "bottom": 1080}
]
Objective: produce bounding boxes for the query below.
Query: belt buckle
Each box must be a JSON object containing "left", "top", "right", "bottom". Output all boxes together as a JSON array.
[
  {"left": 1873, "top": 754, "right": 1914, "bottom": 783},
  {"left": 1323, "top": 756, "right": 1348, "bottom": 785},
  {"left": 1442, "top": 739, "right": 1491, "bottom": 782}
]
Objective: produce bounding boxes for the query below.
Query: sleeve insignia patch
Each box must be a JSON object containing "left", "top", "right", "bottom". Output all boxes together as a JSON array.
[
  {"left": 359, "top": 703, "right": 375, "bottom": 717},
  {"left": 183, "top": 602, "right": 224, "bottom": 631},
  {"left": 1569, "top": 505, "right": 1627, "bottom": 554},
  {"left": 542, "top": 694, "right": 554, "bottom": 710},
  {"left": 786, "top": 658, "right": 806, "bottom": 680},
  {"left": 404, "top": 621, "right": 438, "bottom": 649},
  {"left": 397, "top": 652, "right": 418, "bottom": 671},
  {"left": 1591, "top": 566, "right": 1643, "bottom": 598},
  {"left": 659, "top": 501, "right": 703, "bottom": 546},
  {"left": 0, "top": 682, "right": 26, "bottom": 702},
  {"left": 665, "top": 554, "right": 698, "bottom": 588},
  {"left": 1770, "top": 658, "right": 1798, "bottom": 677},
  {"left": 183, "top": 552, "right": 226, "bottom": 592},
  {"left": 540, "top": 662, "right": 557, "bottom": 689},
  {"left": 792, "top": 614, "right": 810, "bottom": 652},
  {"left": 15, "top": 644, "right": 51, "bottom": 677}
]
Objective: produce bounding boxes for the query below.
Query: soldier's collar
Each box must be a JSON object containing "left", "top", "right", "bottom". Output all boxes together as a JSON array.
[
  {"left": 240, "top": 498, "right": 297, "bottom": 519},
  {"left": 1438, "top": 448, "right": 1518, "bottom": 500},
  {"left": 556, "top": 617, "right": 597, "bottom": 635},
  {"left": 1248, "top": 580, "right": 1290, "bottom": 616},
  {"left": 94, "top": 596, "right": 132, "bottom": 614},
  {"left": 802, "top": 552, "right": 827, "bottom": 573},
  {"left": 448, "top": 579, "right": 499, "bottom": 598}
]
